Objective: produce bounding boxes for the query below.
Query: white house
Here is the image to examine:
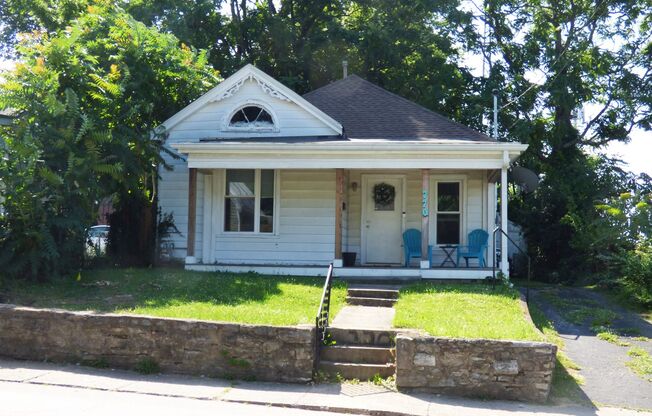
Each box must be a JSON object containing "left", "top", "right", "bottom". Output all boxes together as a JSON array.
[{"left": 159, "top": 64, "right": 527, "bottom": 279}]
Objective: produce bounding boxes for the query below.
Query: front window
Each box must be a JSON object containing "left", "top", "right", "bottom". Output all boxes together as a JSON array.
[
  {"left": 436, "top": 182, "right": 461, "bottom": 244},
  {"left": 224, "top": 169, "right": 275, "bottom": 233}
]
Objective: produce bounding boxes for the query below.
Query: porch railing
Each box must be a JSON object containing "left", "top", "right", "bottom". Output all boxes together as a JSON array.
[
  {"left": 492, "top": 227, "right": 532, "bottom": 303},
  {"left": 315, "top": 263, "right": 334, "bottom": 364}
]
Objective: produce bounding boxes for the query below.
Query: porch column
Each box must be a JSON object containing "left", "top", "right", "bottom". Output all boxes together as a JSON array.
[
  {"left": 500, "top": 151, "right": 509, "bottom": 276},
  {"left": 421, "top": 169, "right": 430, "bottom": 269},
  {"left": 186, "top": 167, "right": 197, "bottom": 264},
  {"left": 334, "top": 168, "right": 344, "bottom": 267}
]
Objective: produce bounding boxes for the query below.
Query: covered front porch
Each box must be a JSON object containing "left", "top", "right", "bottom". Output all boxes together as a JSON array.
[{"left": 173, "top": 141, "right": 524, "bottom": 280}]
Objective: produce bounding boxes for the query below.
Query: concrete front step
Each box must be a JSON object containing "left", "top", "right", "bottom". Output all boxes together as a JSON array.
[
  {"left": 320, "top": 345, "right": 394, "bottom": 364},
  {"left": 346, "top": 296, "right": 396, "bottom": 307},
  {"left": 347, "top": 288, "right": 399, "bottom": 299},
  {"left": 327, "top": 327, "right": 396, "bottom": 347},
  {"left": 318, "top": 361, "right": 396, "bottom": 380}
]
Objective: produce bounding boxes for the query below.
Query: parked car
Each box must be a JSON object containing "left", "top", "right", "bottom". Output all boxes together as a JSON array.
[{"left": 86, "top": 225, "right": 110, "bottom": 256}]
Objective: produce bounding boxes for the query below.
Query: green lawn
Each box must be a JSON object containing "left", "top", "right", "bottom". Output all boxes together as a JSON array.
[
  {"left": 393, "top": 283, "right": 543, "bottom": 341},
  {"left": 2, "top": 268, "right": 347, "bottom": 326}
]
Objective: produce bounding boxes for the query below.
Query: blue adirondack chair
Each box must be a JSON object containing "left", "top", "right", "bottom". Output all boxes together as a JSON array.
[
  {"left": 402, "top": 229, "right": 432, "bottom": 267},
  {"left": 457, "top": 229, "right": 489, "bottom": 267}
]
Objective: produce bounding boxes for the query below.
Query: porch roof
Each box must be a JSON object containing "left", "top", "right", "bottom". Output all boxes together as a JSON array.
[{"left": 172, "top": 140, "right": 528, "bottom": 170}]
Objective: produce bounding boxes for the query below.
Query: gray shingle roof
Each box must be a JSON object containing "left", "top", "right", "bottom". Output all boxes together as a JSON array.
[{"left": 303, "top": 75, "right": 492, "bottom": 142}]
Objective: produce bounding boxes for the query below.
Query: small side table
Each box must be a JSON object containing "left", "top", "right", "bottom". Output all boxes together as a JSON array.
[{"left": 439, "top": 245, "right": 457, "bottom": 267}]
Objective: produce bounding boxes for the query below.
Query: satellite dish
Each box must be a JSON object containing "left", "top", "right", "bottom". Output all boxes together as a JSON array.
[{"left": 510, "top": 166, "right": 540, "bottom": 193}]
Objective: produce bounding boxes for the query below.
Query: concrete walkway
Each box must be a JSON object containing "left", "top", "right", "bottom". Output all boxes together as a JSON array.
[
  {"left": 331, "top": 283, "right": 398, "bottom": 329},
  {"left": 0, "top": 358, "right": 649, "bottom": 416},
  {"left": 331, "top": 305, "right": 395, "bottom": 329}
]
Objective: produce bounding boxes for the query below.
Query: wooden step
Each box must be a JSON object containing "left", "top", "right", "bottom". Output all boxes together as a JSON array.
[
  {"left": 347, "top": 288, "right": 399, "bottom": 299},
  {"left": 320, "top": 345, "right": 395, "bottom": 364},
  {"left": 327, "top": 327, "right": 396, "bottom": 347},
  {"left": 318, "top": 361, "right": 395, "bottom": 380},
  {"left": 346, "top": 296, "right": 396, "bottom": 307}
]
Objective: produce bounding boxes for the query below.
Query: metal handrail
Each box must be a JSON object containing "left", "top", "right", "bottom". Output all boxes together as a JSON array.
[
  {"left": 315, "top": 263, "right": 334, "bottom": 362},
  {"left": 492, "top": 227, "right": 531, "bottom": 303}
]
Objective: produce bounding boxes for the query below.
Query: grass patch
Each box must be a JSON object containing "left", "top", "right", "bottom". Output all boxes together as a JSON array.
[
  {"left": 393, "top": 283, "right": 542, "bottom": 341},
  {"left": 595, "top": 330, "right": 631, "bottom": 347},
  {"left": 626, "top": 347, "right": 652, "bottom": 382},
  {"left": 528, "top": 303, "right": 588, "bottom": 404},
  {"left": 4, "top": 268, "right": 347, "bottom": 326},
  {"left": 135, "top": 358, "right": 160, "bottom": 375},
  {"left": 538, "top": 288, "right": 618, "bottom": 326}
]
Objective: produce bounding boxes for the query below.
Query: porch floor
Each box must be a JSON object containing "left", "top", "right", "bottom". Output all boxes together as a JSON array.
[{"left": 186, "top": 263, "right": 494, "bottom": 280}]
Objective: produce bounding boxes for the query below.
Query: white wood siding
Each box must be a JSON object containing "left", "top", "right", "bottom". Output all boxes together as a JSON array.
[
  {"left": 158, "top": 151, "right": 204, "bottom": 259},
  {"left": 212, "top": 169, "right": 335, "bottom": 265},
  {"left": 165, "top": 80, "right": 336, "bottom": 143}
]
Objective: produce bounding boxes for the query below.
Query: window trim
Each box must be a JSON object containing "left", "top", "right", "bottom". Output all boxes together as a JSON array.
[
  {"left": 222, "top": 100, "right": 279, "bottom": 133},
  {"left": 430, "top": 175, "right": 467, "bottom": 246},
  {"left": 221, "top": 169, "right": 280, "bottom": 236}
]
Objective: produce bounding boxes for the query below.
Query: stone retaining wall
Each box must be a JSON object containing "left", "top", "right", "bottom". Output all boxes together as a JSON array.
[
  {"left": 0, "top": 304, "right": 315, "bottom": 382},
  {"left": 396, "top": 334, "right": 557, "bottom": 403}
]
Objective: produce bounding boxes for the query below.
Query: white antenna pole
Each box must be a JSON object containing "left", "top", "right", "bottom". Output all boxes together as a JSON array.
[{"left": 492, "top": 89, "right": 499, "bottom": 140}]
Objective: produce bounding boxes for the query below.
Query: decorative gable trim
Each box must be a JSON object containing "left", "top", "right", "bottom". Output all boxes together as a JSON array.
[{"left": 161, "top": 64, "right": 342, "bottom": 134}]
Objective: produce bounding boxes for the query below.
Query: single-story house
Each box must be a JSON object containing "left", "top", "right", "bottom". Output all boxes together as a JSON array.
[{"left": 159, "top": 64, "right": 527, "bottom": 279}]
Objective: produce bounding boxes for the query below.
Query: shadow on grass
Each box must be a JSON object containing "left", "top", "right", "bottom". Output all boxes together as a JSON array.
[{"left": 2, "top": 267, "right": 339, "bottom": 313}]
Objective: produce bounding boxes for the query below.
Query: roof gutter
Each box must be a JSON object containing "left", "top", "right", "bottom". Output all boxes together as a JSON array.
[{"left": 172, "top": 141, "right": 528, "bottom": 154}]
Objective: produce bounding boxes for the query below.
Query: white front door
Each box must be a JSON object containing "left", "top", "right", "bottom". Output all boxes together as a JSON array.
[{"left": 362, "top": 175, "right": 404, "bottom": 264}]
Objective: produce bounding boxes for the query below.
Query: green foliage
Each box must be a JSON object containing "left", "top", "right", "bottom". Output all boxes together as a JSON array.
[
  {"left": 135, "top": 357, "right": 160, "bottom": 374},
  {"left": 482, "top": 0, "right": 652, "bottom": 286},
  {"left": 626, "top": 347, "right": 652, "bottom": 382},
  {"left": 592, "top": 185, "right": 652, "bottom": 307},
  {"left": 82, "top": 357, "right": 111, "bottom": 369},
  {"left": 0, "top": 4, "right": 217, "bottom": 280},
  {"left": 0, "top": 89, "right": 117, "bottom": 280},
  {"left": 619, "top": 243, "right": 652, "bottom": 308}
]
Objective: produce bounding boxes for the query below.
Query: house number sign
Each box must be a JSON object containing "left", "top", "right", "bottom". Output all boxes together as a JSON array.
[{"left": 422, "top": 190, "right": 429, "bottom": 217}]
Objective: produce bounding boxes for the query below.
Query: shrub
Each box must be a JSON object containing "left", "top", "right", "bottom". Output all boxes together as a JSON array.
[
  {"left": 135, "top": 358, "right": 160, "bottom": 374},
  {"left": 620, "top": 244, "right": 652, "bottom": 308}
]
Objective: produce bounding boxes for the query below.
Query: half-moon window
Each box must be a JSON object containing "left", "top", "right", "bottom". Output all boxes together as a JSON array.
[{"left": 229, "top": 105, "right": 274, "bottom": 128}]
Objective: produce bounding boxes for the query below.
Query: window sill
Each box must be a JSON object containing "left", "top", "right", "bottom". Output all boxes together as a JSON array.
[{"left": 218, "top": 232, "right": 280, "bottom": 239}]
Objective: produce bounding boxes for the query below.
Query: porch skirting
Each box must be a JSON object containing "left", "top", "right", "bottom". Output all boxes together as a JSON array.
[{"left": 185, "top": 263, "right": 494, "bottom": 280}]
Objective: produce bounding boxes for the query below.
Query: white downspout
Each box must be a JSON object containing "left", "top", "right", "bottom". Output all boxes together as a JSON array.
[{"left": 501, "top": 150, "right": 509, "bottom": 276}]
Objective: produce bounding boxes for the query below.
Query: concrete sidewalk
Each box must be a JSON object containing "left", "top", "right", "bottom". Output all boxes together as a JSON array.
[{"left": 0, "top": 358, "right": 648, "bottom": 416}]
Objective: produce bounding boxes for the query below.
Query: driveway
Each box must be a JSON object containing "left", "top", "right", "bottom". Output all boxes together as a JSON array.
[{"left": 531, "top": 287, "right": 652, "bottom": 410}]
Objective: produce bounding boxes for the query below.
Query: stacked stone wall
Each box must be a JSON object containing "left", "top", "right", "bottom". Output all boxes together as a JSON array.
[{"left": 0, "top": 305, "right": 315, "bottom": 382}]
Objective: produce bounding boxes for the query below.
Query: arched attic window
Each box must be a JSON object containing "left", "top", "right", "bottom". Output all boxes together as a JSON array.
[{"left": 229, "top": 105, "right": 274, "bottom": 129}]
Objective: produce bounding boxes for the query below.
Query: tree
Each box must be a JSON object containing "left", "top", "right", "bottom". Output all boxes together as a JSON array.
[
  {"left": 476, "top": 0, "right": 652, "bottom": 279},
  {"left": 0, "top": 89, "right": 119, "bottom": 280},
  {"left": 0, "top": 4, "right": 218, "bottom": 279},
  {"left": 0, "top": 0, "right": 90, "bottom": 56}
]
